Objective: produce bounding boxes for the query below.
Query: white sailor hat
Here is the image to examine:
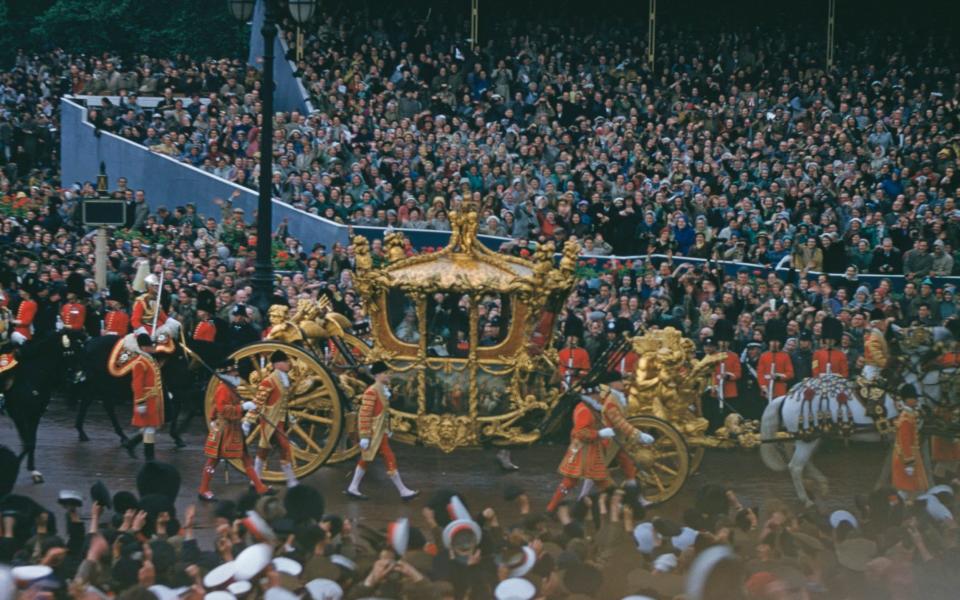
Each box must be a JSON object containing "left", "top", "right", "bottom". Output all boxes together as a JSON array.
[
  {"left": 494, "top": 577, "right": 536, "bottom": 600},
  {"left": 829, "top": 510, "right": 859, "bottom": 530},
  {"left": 304, "top": 578, "right": 343, "bottom": 600}
]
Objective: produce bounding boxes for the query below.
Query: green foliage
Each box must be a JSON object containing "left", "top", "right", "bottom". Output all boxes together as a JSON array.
[{"left": 1, "top": 0, "right": 247, "bottom": 65}]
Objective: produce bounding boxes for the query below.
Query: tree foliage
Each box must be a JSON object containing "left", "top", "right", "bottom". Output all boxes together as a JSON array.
[{"left": 1, "top": 0, "right": 247, "bottom": 64}]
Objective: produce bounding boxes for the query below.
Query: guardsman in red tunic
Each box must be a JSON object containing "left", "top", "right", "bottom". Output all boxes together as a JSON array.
[
  {"left": 102, "top": 280, "right": 130, "bottom": 336},
  {"left": 198, "top": 358, "right": 269, "bottom": 500},
  {"left": 346, "top": 361, "right": 418, "bottom": 500},
  {"left": 131, "top": 275, "right": 168, "bottom": 337},
  {"left": 813, "top": 316, "right": 849, "bottom": 378},
  {"left": 558, "top": 334, "right": 591, "bottom": 388},
  {"left": 703, "top": 336, "right": 742, "bottom": 429},
  {"left": 12, "top": 285, "right": 38, "bottom": 342},
  {"left": 119, "top": 333, "right": 165, "bottom": 462},
  {"left": 757, "top": 319, "right": 794, "bottom": 401},
  {"left": 60, "top": 273, "right": 87, "bottom": 335},
  {"left": 892, "top": 384, "right": 928, "bottom": 496},
  {"left": 546, "top": 393, "right": 616, "bottom": 512},
  {"left": 192, "top": 294, "right": 217, "bottom": 343},
  {"left": 931, "top": 321, "right": 960, "bottom": 477},
  {"left": 242, "top": 350, "right": 299, "bottom": 488}
]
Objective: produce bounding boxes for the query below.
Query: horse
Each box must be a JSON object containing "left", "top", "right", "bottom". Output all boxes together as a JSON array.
[
  {"left": 759, "top": 326, "right": 954, "bottom": 507},
  {"left": 75, "top": 329, "right": 197, "bottom": 447},
  {"left": 1, "top": 332, "right": 74, "bottom": 483}
]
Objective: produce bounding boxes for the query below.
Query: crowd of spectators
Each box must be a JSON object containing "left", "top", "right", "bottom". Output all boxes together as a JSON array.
[{"left": 2, "top": 453, "right": 960, "bottom": 600}]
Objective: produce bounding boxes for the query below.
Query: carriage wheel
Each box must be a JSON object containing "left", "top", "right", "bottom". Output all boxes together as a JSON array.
[
  {"left": 204, "top": 342, "right": 344, "bottom": 482},
  {"left": 608, "top": 416, "right": 690, "bottom": 504},
  {"left": 322, "top": 334, "right": 372, "bottom": 464}
]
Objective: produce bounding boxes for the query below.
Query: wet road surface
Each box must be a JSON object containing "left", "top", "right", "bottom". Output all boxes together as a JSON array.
[{"left": 1, "top": 398, "right": 887, "bottom": 544}]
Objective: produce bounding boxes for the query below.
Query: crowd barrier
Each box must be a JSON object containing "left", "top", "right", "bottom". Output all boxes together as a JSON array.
[
  {"left": 60, "top": 98, "right": 960, "bottom": 295},
  {"left": 247, "top": 0, "right": 314, "bottom": 115}
]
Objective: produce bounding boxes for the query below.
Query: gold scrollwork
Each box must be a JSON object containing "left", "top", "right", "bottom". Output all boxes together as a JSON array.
[{"left": 417, "top": 414, "right": 477, "bottom": 453}]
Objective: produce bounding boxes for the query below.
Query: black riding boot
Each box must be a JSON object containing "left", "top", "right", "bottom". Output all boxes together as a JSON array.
[
  {"left": 143, "top": 443, "right": 155, "bottom": 462},
  {"left": 123, "top": 433, "right": 143, "bottom": 459}
]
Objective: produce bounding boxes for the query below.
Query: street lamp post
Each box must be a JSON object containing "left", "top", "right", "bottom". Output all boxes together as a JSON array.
[{"left": 228, "top": 0, "right": 317, "bottom": 315}]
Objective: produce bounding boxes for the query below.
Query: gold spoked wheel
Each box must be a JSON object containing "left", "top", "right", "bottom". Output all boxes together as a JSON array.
[
  {"left": 608, "top": 415, "right": 690, "bottom": 504},
  {"left": 322, "top": 334, "right": 372, "bottom": 464},
  {"left": 204, "top": 341, "right": 344, "bottom": 482}
]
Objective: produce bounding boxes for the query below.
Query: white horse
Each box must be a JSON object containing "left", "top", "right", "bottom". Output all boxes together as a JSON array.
[{"left": 759, "top": 326, "right": 954, "bottom": 506}]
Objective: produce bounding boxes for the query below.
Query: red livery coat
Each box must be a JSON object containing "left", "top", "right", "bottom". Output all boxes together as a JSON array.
[
  {"left": 14, "top": 299, "right": 37, "bottom": 340},
  {"left": 610, "top": 351, "right": 639, "bottom": 377},
  {"left": 812, "top": 348, "right": 849, "bottom": 378},
  {"left": 204, "top": 381, "right": 247, "bottom": 459},
  {"left": 892, "top": 409, "right": 928, "bottom": 492},
  {"left": 557, "top": 402, "right": 609, "bottom": 481},
  {"left": 932, "top": 352, "right": 960, "bottom": 463},
  {"left": 130, "top": 353, "right": 164, "bottom": 428},
  {"left": 757, "top": 351, "right": 794, "bottom": 398}
]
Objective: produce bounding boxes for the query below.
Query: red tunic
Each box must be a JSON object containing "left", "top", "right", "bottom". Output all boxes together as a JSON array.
[
  {"left": 14, "top": 299, "right": 37, "bottom": 340},
  {"left": 610, "top": 351, "right": 639, "bottom": 377},
  {"left": 757, "top": 351, "right": 794, "bottom": 398},
  {"left": 558, "top": 347, "right": 591, "bottom": 384},
  {"left": 130, "top": 353, "right": 164, "bottom": 428},
  {"left": 557, "top": 402, "right": 609, "bottom": 481},
  {"left": 812, "top": 348, "right": 849, "bottom": 378},
  {"left": 131, "top": 296, "right": 167, "bottom": 335},
  {"left": 204, "top": 381, "right": 247, "bottom": 459},
  {"left": 103, "top": 310, "right": 130, "bottom": 336},
  {"left": 60, "top": 302, "right": 86, "bottom": 331},
  {"left": 892, "top": 409, "right": 928, "bottom": 492},
  {"left": 714, "top": 350, "right": 742, "bottom": 398},
  {"left": 193, "top": 320, "right": 216, "bottom": 342}
]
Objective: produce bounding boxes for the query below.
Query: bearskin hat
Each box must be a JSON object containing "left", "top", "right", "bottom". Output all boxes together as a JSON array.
[
  {"left": 713, "top": 318, "right": 734, "bottom": 343},
  {"left": 107, "top": 279, "right": 130, "bottom": 306},
  {"left": 764, "top": 318, "right": 787, "bottom": 344},
  {"left": 136, "top": 462, "right": 181, "bottom": 509},
  {"left": 821, "top": 316, "right": 844, "bottom": 344},
  {"left": 196, "top": 289, "right": 217, "bottom": 314},
  {"left": 563, "top": 315, "right": 585, "bottom": 339},
  {"left": 66, "top": 272, "right": 86, "bottom": 298}
]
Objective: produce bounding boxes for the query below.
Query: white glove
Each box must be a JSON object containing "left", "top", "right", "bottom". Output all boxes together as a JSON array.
[
  {"left": 136, "top": 405, "right": 147, "bottom": 415},
  {"left": 598, "top": 427, "right": 615, "bottom": 439},
  {"left": 905, "top": 466, "right": 915, "bottom": 477},
  {"left": 241, "top": 401, "right": 256, "bottom": 412},
  {"left": 636, "top": 431, "right": 655, "bottom": 445},
  {"left": 10, "top": 332, "right": 26, "bottom": 345},
  {"left": 242, "top": 422, "right": 252, "bottom": 436},
  {"left": 55, "top": 317, "right": 64, "bottom": 331},
  {"left": 134, "top": 326, "right": 148, "bottom": 336},
  {"left": 359, "top": 438, "right": 370, "bottom": 450}
]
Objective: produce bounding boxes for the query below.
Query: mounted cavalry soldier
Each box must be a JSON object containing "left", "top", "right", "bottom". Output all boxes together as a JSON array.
[
  {"left": 102, "top": 280, "right": 131, "bottom": 336},
  {"left": 346, "top": 361, "right": 419, "bottom": 500},
  {"left": 813, "top": 316, "right": 849, "bottom": 378},
  {"left": 130, "top": 264, "right": 176, "bottom": 338},
  {"left": 198, "top": 358, "right": 270, "bottom": 500}
]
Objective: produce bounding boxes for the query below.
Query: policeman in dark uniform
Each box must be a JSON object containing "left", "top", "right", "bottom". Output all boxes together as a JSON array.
[
  {"left": 791, "top": 331, "right": 814, "bottom": 381},
  {"left": 739, "top": 341, "right": 764, "bottom": 420},
  {"left": 226, "top": 304, "right": 260, "bottom": 352}
]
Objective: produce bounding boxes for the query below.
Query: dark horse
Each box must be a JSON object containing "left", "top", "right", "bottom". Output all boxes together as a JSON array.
[
  {"left": 1, "top": 332, "right": 73, "bottom": 483},
  {"left": 74, "top": 334, "right": 199, "bottom": 448}
]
